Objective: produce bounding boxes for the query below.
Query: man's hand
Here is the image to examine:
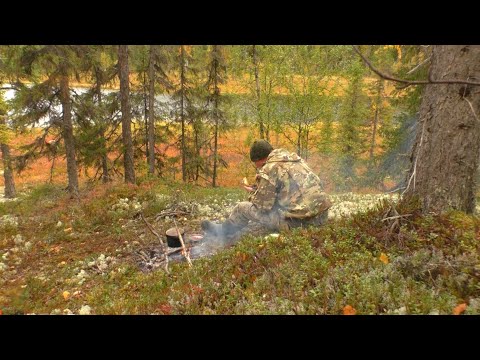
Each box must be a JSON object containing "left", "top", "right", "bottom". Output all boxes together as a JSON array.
[{"left": 242, "top": 177, "right": 257, "bottom": 192}]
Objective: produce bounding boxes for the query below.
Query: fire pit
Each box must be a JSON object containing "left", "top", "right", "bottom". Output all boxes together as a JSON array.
[{"left": 135, "top": 227, "right": 255, "bottom": 272}]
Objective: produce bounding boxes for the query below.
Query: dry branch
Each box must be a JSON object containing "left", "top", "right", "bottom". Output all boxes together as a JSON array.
[
  {"left": 352, "top": 45, "right": 480, "bottom": 87},
  {"left": 155, "top": 210, "right": 190, "bottom": 220},
  {"left": 140, "top": 213, "right": 169, "bottom": 274},
  {"left": 174, "top": 219, "right": 193, "bottom": 267},
  {"left": 381, "top": 214, "right": 412, "bottom": 222}
]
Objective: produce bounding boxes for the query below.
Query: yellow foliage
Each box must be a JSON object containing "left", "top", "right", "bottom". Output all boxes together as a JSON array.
[
  {"left": 379, "top": 253, "right": 389, "bottom": 264},
  {"left": 0, "top": 124, "right": 13, "bottom": 143}
]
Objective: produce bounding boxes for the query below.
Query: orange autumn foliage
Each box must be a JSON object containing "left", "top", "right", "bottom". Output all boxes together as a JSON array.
[
  {"left": 158, "top": 304, "right": 172, "bottom": 315},
  {"left": 452, "top": 303, "right": 467, "bottom": 315},
  {"left": 343, "top": 305, "right": 357, "bottom": 315}
]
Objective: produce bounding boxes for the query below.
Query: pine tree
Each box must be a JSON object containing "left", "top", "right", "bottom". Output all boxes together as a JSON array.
[
  {"left": 205, "top": 45, "right": 228, "bottom": 187},
  {"left": 404, "top": 45, "right": 480, "bottom": 213},
  {"left": 0, "top": 91, "right": 16, "bottom": 198},
  {"left": 4, "top": 45, "right": 83, "bottom": 196},
  {"left": 171, "top": 45, "right": 202, "bottom": 182},
  {"left": 73, "top": 45, "right": 118, "bottom": 183},
  {"left": 118, "top": 45, "right": 135, "bottom": 184}
]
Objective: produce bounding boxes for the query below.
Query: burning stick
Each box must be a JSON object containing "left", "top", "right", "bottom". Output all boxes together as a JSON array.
[
  {"left": 174, "top": 219, "right": 193, "bottom": 267},
  {"left": 140, "top": 213, "right": 170, "bottom": 274}
]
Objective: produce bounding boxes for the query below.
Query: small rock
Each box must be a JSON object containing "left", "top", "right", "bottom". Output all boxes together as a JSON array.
[
  {"left": 63, "top": 309, "right": 73, "bottom": 315},
  {"left": 13, "top": 234, "right": 24, "bottom": 245},
  {"left": 79, "top": 305, "right": 92, "bottom": 315},
  {"left": 76, "top": 269, "right": 88, "bottom": 279},
  {"left": 394, "top": 306, "right": 407, "bottom": 315},
  {"left": 264, "top": 233, "right": 280, "bottom": 240},
  {"left": 56, "top": 221, "right": 63, "bottom": 228}
]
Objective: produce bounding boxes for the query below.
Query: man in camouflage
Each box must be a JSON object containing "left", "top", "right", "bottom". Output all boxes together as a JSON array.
[{"left": 201, "top": 139, "right": 332, "bottom": 237}]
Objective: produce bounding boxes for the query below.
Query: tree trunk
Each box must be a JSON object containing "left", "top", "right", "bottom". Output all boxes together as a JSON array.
[
  {"left": 305, "top": 127, "right": 310, "bottom": 161},
  {"left": 94, "top": 66, "right": 110, "bottom": 183},
  {"left": 252, "top": 45, "right": 265, "bottom": 139},
  {"left": 100, "top": 135, "right": 109, "bottom": 183},
  {"left": 118, "top": 45, "right": 136, "bottom": 184},
  {"left": 1, "top": 142, "right": 16, "bottom": 198},
  {"left": 297, "top": 123, "right": 302, "bottom": 156},
  {"left": 211, "top": 45, "right": 219, "bottom": 188},
  {"left": 343, "top": 76, "right": 360, "bottom": 162},
  {"left": 147, "top": 45, "right": 156, "bottom": 175},
  {"left": 405, "top": 45, "right": 480, "bottom": 214},
  {"left": 0, "top": 113, "right": 16, "bottom": 198},
  {"left": 143, "top": 71, "right": 148, "bottom": 161},
  {"left": 369, "top": 79, "right": 384, "bottom": 163},
  {"left": 339, "top": 75, "right": 361, "bottom": 189},
  {"left": 180, "top": 46, "right": 187, "bottom": 182},
  {"left": 265, "top": 77, "right": 273, "bottom": 143},
  {"left": 59, "top": 66, "right": 79, "bottom": 196},
  {"left": 194, "top": 122, "right": 199, "bottom": 182}
]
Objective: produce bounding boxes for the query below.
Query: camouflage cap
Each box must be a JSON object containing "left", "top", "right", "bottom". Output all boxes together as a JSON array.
[{"left": 250, "top": 139, "right": 273, "bottom": 162}]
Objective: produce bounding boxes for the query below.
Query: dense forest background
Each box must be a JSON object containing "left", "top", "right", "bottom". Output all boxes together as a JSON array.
[{"left": 0, "top": 45, "right": 429, "bottom": 195}]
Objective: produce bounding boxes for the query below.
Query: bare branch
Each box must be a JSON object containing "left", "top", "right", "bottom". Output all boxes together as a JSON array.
[
  {"left": 402, "top": 119, "right": 426, "bottom": 196},
  {"left": 406, "top": 56, "right": 432, "bottom": 75},
  {"left": 140, "top": 213, "right": 169, "bottom": 274},
  {"left": 352, "top": 46, "right": 480, "bottom": 87},
  {"left": 381, "top": 214, "right": 412, "bottom": 222},
  {"left": 464, "top": 97, "right": 480, "bottom": 123},
  {"left": 173, "top": 219, "right": 193, "bottom": 267}
]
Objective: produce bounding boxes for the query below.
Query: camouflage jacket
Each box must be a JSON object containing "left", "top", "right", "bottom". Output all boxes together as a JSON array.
[{"left": 249, "top": 148, "right": 332, "bottom": 219}]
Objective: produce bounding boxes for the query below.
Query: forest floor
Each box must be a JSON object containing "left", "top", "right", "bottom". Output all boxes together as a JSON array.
[{"left": 1, "top": 179, "right": 479, "bottom": 315}]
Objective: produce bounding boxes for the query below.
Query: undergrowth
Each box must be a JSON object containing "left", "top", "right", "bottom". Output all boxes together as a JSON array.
[{"left": 1, "top": 181, "right": 479, "bottom": 315}]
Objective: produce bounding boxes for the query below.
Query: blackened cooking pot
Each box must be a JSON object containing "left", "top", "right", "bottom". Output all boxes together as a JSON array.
[{"left": 165, "top": 227, "right": 185, "bottom": 247}]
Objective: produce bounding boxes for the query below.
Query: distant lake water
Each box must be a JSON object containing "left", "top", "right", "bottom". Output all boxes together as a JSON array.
[{"left": 1, "top": 85, "right": 173, "bottom": 127}]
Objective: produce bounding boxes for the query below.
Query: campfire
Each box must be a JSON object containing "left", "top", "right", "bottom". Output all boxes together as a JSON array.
[
  {"left": 134, "top": 213, "right": 246, "bottom": 271},
  {"left": 134, "top": 230, "right": 239, "bottom": 272},
  {"left": 135, "top": 211, "right": 270, "bottom": 273}
]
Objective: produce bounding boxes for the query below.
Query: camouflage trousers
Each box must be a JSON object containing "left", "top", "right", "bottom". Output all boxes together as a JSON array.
[{"left": 228, "top": 201, "right": 328, "bottom": 231}]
